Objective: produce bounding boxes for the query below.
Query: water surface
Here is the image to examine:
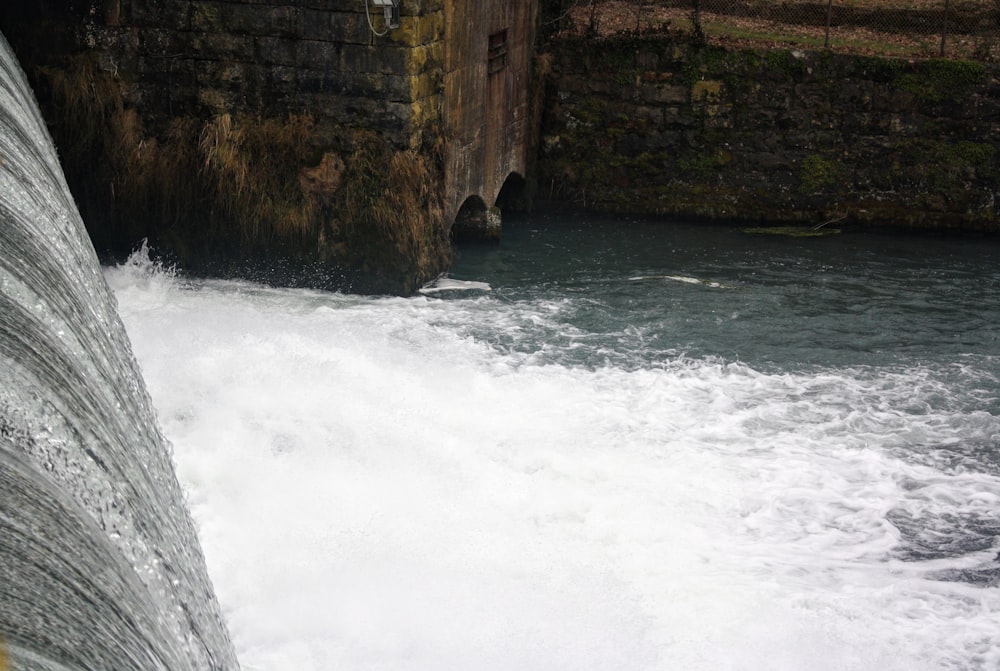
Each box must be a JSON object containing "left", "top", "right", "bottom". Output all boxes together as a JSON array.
[{"left": 109, "top": 215, "right": 1000, "bottom": 671}]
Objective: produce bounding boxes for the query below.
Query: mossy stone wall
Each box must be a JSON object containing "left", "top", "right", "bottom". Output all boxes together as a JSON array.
[
  {"left": 539, "top": 37, "right": 1000, "bottom": 232},
  {"left": 1, "top": 0, "right": 454, "bottom": 294},
  {"left": 84, "top": 0, "right": 446, "bottom": 148}
]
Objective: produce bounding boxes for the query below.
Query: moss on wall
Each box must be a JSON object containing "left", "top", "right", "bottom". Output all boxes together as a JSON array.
[
  {"left": 896, "top": 58, "right": 987, "bottom": 103},
  {"left": 798, "top": 154, "right": 841, "bottom": 195},
  {"left": 539, "top": 36, "right": 1000, "bottom": 232}
]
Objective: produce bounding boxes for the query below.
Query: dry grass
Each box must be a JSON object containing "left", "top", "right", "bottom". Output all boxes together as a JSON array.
[
  {"left": 39, "top": 55, "right": 325, "bottom": 246},
  {"left": 36, "top": 54, "right": 452, "bottom": 292},
  {"left": 556, "top": 0, "right": 1000, "bottom": 60},
  {"left": 199, "top": 113, "right": 319, "bottom": 241},
  {"left": 337, "top": 132, "right": 451, "bottom": 285},
  {"left": 38, "top": 54, "right": 119, "bottom": 154}
]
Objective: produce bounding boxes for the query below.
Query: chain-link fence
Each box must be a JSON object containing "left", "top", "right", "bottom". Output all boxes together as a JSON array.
[{"left": 545, "top": 0, "right": 1000, "bottom": 61}]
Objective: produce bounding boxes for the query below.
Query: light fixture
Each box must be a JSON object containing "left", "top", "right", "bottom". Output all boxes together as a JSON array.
[{"left": 370, "top": 0, "right": 400, "bottom": 30}]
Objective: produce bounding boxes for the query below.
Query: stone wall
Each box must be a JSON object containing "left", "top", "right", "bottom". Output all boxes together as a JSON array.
[
  {"left": 0, "top": 0, "right": 543, "bottom": 290},
  {"left": 39, "top": 0, "right": 446, "bottom": 148},
  {"left": 7, "top": 2, "right": 998, "bottom": 297},
  {"left": 0, "top": 0, "right": 456, "bottom": 294},
  {"left": 538, "top": 37, "right": 1000, "bottom": 232}
]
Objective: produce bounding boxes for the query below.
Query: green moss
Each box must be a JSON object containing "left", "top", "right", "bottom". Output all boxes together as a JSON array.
[
  {"left": 799, "top": 154, "right": 841, "bottom": 194},
  {"left": 680, "top": 45, "right": 732, "bottom": 86},
  {"left": 854, "top": 55, "right": 907, "bottom": 82},
  {"left": 600, "top": 46, "right": 640, "bottom": 86},
  {"left": 614, "top": 68, "right": 640, "bottom": 86},
  {"left": 676, "top": 146, "right": 730, "bottom": 181},
  {"left": 571, "top": 97, "right": 606, "bottom": 125},
  {"left": 763, "top": 50, "right": 805, "bottom": 78},
  {"left": 691, "top": 79, "right": 723, "bottom": 102},
  {"left": 953, "top": 140, "right": 997, "bottom": 177},
  {"left": 742, "top": 226, "right": 841, "bottom": 237},
  {"left": 896, "top": 58, "right": 986, "bottom": 103},
  {"left": 889, "top": 138, "right": 997, "bottom": 194}
]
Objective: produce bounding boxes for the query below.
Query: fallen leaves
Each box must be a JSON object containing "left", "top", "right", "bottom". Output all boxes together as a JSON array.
[{"left": 554, "top": 0, "right": 999, "bottom": 61}]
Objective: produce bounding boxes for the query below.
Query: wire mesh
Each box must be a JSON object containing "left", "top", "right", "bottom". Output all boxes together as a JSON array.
[{"left": 550, "top": 1, "right": 1000, "bottom": 61}]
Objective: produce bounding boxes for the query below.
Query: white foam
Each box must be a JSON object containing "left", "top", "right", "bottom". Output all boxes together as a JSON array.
[
  {"left": 419, "top": 276, "right": 492, "bottom": 295},
  {"left": 629, "top": 274, "right": 726, "bottom": 288},
  {"left": 107, "top": 256, "right": 1000, "bottom": 671}
]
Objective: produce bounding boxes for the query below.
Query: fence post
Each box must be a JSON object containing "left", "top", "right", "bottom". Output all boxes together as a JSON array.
[
  {"left": 692, "top": 0, "right": 705, "bottom": 42},
  {"left": 825, "top": 0, "right": 833, "bottom": 48},
  {"left": 940, "top": 0, "right": 950, "bottom": 57}
]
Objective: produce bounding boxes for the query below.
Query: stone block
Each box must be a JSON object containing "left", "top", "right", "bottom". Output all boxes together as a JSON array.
[
  {"left": 190, "top": 32, "right": 256, "bottom": 60},
  {"left": 635, "top": 50, "right": 662, "bottom": 71},
  {"left": 197, "top": 87, "right": 230, "bottom": 113},
  {"left": 410, "top": 94, "right": 442, "bottom": 127},
  {"left": 389, "top": 12, "right": 444, "bottom": 47},
  {"left": 408, "top": 0, "right": 445, "bottom": 13},
  {"left": 640, "top": 83, "right": 687, "bottom": 105},
  {"left": 299, "top": 69, "right": 384, "bottom": 97},
  {"left": 190, "top": 1, "right": 299, "bottom": 37},
  {"left": 193, "top": 59, "right": 249, "bottom": 93},
  {"left": 299, "top": 90, "right": 376, "bottom": 119},
  {"left": 556, "top": 76, "right": 601, "bottom": 97},
  {"left": 634, "top": 105, "right": 664, "bottom": 126},
  {"left": 217, "top": 62, "right": 246, "bottom": 84},
  {"left": 299, "top": 10, "right": 370, "bottom": 45},
  {"left": 691, "top": 79, "right": 722, "bottom": 102},
  {"left": 138, "top": 27, "right": 182, "bottom": 58},
  {"left": 662, "top": 106, "right": 697, "bottom": 128},
  {"left": 382, "top": 74, "right": 421, "bottom": 102},
  {"left": 407, "top": 71, "right": 441, "bottom": 101},
  {"left": 132, "top": 0, "right": 190, "bottom": 30},
  {"left": 189, "top": 1, "right": 224, "bottom": 31},
  {"left": 295, "top": 39, "right": 342, "bottom": 69},
  {"left": 253, "top": 36, "right": 298, "bottom": 65},
  {"left": 334, "top": 42, "right": 410, "bottom": 76},
  {"left": 405, "top": 43, "right": 445, "bottom": 76},
  {"left": 269, "top": 64, "right": 299, "bottom": 88}
]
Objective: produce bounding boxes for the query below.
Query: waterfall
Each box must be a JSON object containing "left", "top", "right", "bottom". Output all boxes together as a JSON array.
[{"left": 0, "top": 31, "right": 239, "bottom": 671}]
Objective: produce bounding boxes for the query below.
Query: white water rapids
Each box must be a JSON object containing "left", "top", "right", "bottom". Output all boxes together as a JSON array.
[{"left": 107, "top": 248, "right": 1000, "bottom": 671}]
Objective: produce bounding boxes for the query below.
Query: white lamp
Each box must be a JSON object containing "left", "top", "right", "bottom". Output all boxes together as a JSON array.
[{"left": 370, "top": 0, "right": 400, "bottom": 30}]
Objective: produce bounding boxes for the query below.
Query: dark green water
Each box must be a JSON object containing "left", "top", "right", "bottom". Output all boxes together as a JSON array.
[{"left": 450, "top": 214, "right": 1000, "bottom": 372}]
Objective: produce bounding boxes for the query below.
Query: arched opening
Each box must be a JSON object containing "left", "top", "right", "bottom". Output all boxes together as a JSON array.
[
  {"left": 451, "top": 194, "right": 500, "bottom": 244},
  {"left": 494, "top": 172, "right": 529, "bottom": 214}
]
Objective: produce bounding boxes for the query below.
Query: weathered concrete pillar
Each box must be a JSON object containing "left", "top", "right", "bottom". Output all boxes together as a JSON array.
[
  {"left": 452, "top": 200, "right": 502, "bottom": 243},
  {"left": 442, "top": 0, "right": 539, "bottom": 233}
]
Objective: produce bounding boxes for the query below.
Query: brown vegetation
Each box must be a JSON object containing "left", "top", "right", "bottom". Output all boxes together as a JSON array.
[
  {"left": 34, "top": 54, "right": 451, "bottom": 293},
  {"left": 554, "top": 0, "right": 1000, "bottom": 60},
  {"left": 41, "top": 55, "right": 323, "bottom": 243},
  {"left": 199, "top": 113, "right": 319, "bottom": 242},
  {"left": 336, "top": 132, "right": 451, "bottom": 289}
]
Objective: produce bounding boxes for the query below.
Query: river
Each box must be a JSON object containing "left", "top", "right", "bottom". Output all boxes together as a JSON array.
[{"left": 106, "top": 216, "right": 1000, "bottom": 670}]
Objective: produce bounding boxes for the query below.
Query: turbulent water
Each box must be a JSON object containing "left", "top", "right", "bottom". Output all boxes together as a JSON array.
[
  {"left": 0, "top": 32, "right": 237, "bottom": 670},
  {"left": 106, "top": 218, "right": 1000, "bottom": 671},
  {"left": 4, "top": 13, "right": 997, "bottom": 671}
]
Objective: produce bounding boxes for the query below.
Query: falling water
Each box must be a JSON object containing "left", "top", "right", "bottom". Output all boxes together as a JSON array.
[{"left": 0, "top": 31, "right": 238, "bottom": 670}]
